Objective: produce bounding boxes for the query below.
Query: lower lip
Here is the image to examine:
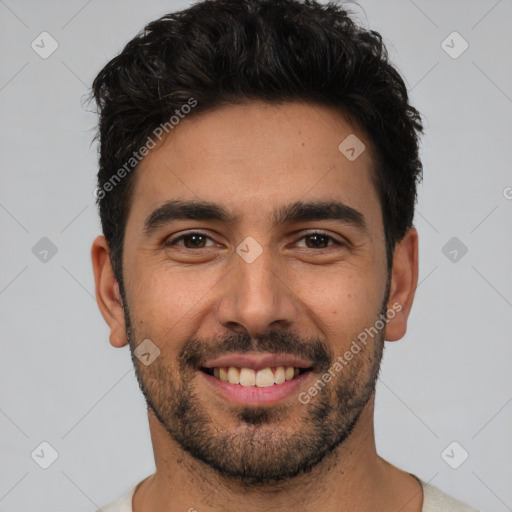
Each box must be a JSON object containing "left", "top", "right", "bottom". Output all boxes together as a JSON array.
[{"left": 199, "top": 370, "right": 312, "bottom": 406}]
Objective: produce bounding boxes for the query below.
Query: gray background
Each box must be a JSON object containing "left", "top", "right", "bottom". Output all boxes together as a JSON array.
[{"left": 1, "top": 0, "right": 511, "bottom": 510}]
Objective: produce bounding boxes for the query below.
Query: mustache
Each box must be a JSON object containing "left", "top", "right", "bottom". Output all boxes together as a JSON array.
[{"left": 179, "top": 330, "right": 333, "bottom": 372}]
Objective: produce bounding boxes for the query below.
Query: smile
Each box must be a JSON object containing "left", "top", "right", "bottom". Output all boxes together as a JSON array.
[{"left": 201, "top": 366, "right": 312, "bottom": 387}]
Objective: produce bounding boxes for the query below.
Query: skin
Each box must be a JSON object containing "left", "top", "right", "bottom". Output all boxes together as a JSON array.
[{"left": 92, "top": 101, "right": 421, "bottom": 511}]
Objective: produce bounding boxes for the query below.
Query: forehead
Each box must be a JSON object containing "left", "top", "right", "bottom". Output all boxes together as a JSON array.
[{"left": 127, "top": 101, "right": 380, "bottom": 231}]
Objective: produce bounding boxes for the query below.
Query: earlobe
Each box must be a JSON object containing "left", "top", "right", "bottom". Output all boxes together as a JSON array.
[
  {"left": 385, "top": 227, "right": 419, "bottom": 342},
  {"left": 91, "top": 235, "right": 128, "bottom": 348}
]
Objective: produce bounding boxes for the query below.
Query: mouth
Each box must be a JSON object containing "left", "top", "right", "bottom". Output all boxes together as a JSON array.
[
  {"left": 198, "top": 353, "right": 315, "bottom": 406},
  {"left": 200, "top": 365, "right": 313, "bottom": 387}
]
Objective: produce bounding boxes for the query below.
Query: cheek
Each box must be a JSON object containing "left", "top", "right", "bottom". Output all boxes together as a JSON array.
[
  {"left": 297, "top": 269, "right": 382, "bottom": 341},
  {"left": 128, "top": 265, "right": 217, "bottom": 333}
]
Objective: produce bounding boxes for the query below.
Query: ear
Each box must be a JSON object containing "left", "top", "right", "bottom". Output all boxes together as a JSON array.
[
  {"left": 91, "top": 235, "right": 128, "bottom": 348},
  {"left": 385, "top": 227, "right": 418, "bottom": 342}
]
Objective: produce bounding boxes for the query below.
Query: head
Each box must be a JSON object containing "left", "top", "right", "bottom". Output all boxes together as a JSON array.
[{"left": 91, "top": 0, "right": 422, "bottom": 485}]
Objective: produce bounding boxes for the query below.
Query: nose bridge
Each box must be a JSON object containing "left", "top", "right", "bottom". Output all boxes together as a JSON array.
[{"left": 215, "top": 242, "right": 297, "bottom": 335}]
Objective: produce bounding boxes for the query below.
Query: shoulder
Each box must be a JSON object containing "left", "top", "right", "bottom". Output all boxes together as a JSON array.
[
  {"left": 95, "top": 482, "right": 138, "bottom": 512},
  {"left": 420, "top": 479, "right": 479, "bottom": 512}
]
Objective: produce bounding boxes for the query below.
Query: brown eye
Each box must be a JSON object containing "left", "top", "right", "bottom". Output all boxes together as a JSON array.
[
  {"left": 297, "top": 232, "right": 341, "bottom": 249},
  {"left": 166, "top": 232, "right": 215, "bottom": 249},
  {"left": 304, "top": 234, "right": 331, "bottom": 248}
]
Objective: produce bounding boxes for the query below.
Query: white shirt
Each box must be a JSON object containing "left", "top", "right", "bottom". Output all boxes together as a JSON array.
[{"left": 97, "top": 475, "right": 479, "bottom": 511}]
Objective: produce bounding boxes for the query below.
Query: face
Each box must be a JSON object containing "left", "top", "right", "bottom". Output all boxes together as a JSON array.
[{"left": 95, "top": 101, "right": 415, "bottom": 485}]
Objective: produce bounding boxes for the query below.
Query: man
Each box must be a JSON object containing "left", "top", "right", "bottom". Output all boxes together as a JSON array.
[{"left": 90, "top": 0, "right": 478, "bottom": 510}]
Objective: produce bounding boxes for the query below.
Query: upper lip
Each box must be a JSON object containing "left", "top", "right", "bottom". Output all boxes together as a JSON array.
[{"left": 201, "top": 352, "right": 313, "bottom": 370}]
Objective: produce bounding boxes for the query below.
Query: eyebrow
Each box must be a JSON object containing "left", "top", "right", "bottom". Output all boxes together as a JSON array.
[{"left": 143, "top": 199, "right": 367, "bottom": 235}]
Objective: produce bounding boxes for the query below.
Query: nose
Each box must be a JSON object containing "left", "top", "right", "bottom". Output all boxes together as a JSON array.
[{"left": 214, "top": 244, "right": 299, "bottom": 338}]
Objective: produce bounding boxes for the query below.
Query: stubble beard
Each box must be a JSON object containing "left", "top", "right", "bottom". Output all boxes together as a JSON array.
[{"left": 121, "top": 285, "right": 388, "bottom": 486}]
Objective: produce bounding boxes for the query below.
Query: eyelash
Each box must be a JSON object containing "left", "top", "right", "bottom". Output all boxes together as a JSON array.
[{"left": 165, "top": 230, "right": 343, "bottom": 249}]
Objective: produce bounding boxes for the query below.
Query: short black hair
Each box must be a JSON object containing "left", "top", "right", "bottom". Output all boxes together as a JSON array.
[{"left": 91, "top": 0, "right": 423, "bottom": 288}]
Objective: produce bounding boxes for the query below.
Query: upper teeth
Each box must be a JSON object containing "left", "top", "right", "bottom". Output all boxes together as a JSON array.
[{"left": 212, "top": 366, "right": 300, "bottom": 387}]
